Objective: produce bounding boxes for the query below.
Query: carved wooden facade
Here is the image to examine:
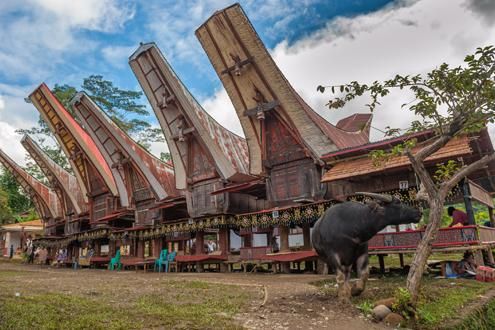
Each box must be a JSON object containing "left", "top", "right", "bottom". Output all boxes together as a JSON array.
[
  {"left": 29, "top": 84, "right": 131, "bottom": 227},
  {"left": 129, "top": 43, "right": 268, "bottom": 218},
  {"left": 71, "top": 92, "right": 187, "bottom": 226},
  {"left": 21, "top": 135, "right": 88, "bottom": 235},
  {"left": 196, "top": 4, "right": 372, "bottom": 205},
  {"left": 0, "top": 148, "right": 63, "bottom": 235}
]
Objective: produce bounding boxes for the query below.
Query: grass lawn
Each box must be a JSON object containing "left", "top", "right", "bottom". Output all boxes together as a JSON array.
[
  {"left": 313, "top": 274, "right": 494, "bottom": 329},
  {"left": 0, "top": 265, "right": 255, "bottom": 330}
]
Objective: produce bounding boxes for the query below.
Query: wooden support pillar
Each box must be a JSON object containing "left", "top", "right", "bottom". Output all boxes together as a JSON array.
[
  {"left": 195, "top": 231, "right": 204, "bottom": 255},
  {"left": 280, "top": 226, "right": 290, "bottom": 252},
  {"left": 153, "top": 238, "right": 161, "bottom": 257},
  {"left": 218, "top": 228, "right": 229, "bottom": 272},
  {"left": 94, "top": 241, "right": 101, "bottom": 256},
  {"left": 399, "top": 253, "right": 405, "bottom": 269},
  {"left": 302, "top": 224, "right": 311, "bottom": 250},
  {"left": 110, "top": 241, "right": 116, "bottom": 256},
  {"left": 279, "top": 226, "right": 290, "bottom": 273},
  {"left": 474, "top": 249, "right": 485, "bottom": 267},
  {"left": 489, "top": 208, "right": 495, "bottom": 227},
  {"left": 486, "top": 247, "right": 494, "bottom": 265},
  {"left": 137, "top": 240, "right": 144, "bottom": 259},
  {"left": 218, "top": 228, "right": 229, "bottom": 255},
  {"left": 463, "top": 180, "right": 475, "bottom": 225},
  {"left": 378, "top": 255, "right": 386, "bottom": 274},
  {"left": 195, "top": 231, "right": 204, "bottom": 272},
  {"left": 243, "top": 233, "right": 252, "bottom": 248}
]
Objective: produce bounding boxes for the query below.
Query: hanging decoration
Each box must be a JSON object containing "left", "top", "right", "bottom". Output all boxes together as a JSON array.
[
  {"left": 347, "top": 184, "right": 463, "bottom": 207},
  {"left": 108, "top": 215, "right": 229, "bottom": 241},
  {"left": 232, "top": 200, "right": 336, "bottom": 229},
  {"left": 33, "top": 228, "right": 110, "bottom": 248}
]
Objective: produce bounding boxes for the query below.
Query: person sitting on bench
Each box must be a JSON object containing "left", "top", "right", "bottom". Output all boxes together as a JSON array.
[{"left": 447, "top": 207, "right": 469, "bottom": 227}]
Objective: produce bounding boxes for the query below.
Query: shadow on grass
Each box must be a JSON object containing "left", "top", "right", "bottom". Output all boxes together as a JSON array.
[
  {"left": 0, "top": 278, "right": 251, "bottom": 330},
  {"left": 312, "top": 274, "right": 494, "bottom": 329}
]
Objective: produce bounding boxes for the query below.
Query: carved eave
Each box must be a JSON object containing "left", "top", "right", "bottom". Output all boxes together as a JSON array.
[
  {"left": 28, "top": 83, "right": 128, "bottom": 207},
  {"left": 21, "top": 135, "right": 88, "bottom": 216},
  {"left": 129, "top": 42, "right": 252, "bottom": 190},
  {"left": 196, "top": 4, "right": 372, "bottom": 175},
  {"left": 0, "top": 148, "right": 62, "bottom": 220},
  {"left": 71, "top": 92, "right": 180, "bottom": 201}
]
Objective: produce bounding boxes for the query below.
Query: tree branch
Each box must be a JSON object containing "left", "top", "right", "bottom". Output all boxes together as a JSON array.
[
  {"left": 406, "top": 149, "right": 438, "bottom": 196},
  {"left": 415, "top": 135, "right": 451, "bottom": 162},
  {"left": 441, "top": 153, "right": 495, "bottom": 194}
]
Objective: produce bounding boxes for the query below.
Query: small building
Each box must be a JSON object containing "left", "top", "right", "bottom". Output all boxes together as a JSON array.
[{"left": 0, "top": 220, "right": 43, "bottom": 257}]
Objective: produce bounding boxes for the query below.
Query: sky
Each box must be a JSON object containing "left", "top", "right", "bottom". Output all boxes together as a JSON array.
[{"left": 0, "top": 0, "right": 494, "bottom": 166}]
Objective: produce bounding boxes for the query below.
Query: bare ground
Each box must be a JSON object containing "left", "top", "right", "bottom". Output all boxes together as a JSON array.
[{"left": 0, "top": 261, "right": 385, "bottom": 330}]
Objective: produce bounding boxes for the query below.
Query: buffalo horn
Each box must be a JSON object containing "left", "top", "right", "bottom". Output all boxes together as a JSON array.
[{"left": 355, "top": 192, "right": 393, "bottom": 203}]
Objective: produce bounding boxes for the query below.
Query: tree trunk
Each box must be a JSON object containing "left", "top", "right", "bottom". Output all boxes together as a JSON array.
[{"left": 406, "top": 197, "right": 444, "bottom": 303}]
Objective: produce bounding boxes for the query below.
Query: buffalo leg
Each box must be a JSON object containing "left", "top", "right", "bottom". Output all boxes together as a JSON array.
[
  {"left": 351, "top": 250, "right": 369, "bottom": 297},
  {"left": 336, "top": 264, "right": 352, "bottom": 301}
]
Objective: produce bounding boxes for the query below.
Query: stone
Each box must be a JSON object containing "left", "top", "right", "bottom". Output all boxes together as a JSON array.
[
  {"left": 372, "top": 305, "right": 392, "bottom": 321},
  {"left": 384, "top": 312, "right": 405, "bottom": 327},
  {"left": 374, "top": 297, "right": 396, "bottom": 309}
]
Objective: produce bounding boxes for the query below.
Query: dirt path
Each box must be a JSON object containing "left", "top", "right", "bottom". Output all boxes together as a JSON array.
[{"left": 0, "top": 262, "right": 385, "bottom": 330}]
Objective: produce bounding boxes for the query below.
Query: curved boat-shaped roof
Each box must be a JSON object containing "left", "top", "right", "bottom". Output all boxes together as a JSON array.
[
  {"left": 71, "top": 92, "right": 180, "bottom": 201},
  {"left": 29, "top": 83, "right": 127, "bottom": 206},
  {"left": 0, "top": 148, "right": 62, "bottom": 220},
  {"left": 196, "top": 4, "right": 372, "bottom": 174},
  {"left": 129, "top": 42, "right": 252, "bottom": 189},
  {"left": 21, "top": 135, "right": 88, "bottom": 216}
]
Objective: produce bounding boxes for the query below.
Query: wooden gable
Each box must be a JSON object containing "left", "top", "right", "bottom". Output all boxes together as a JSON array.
[
  {"left": 130, "top": 43, "right": 261, "bottom": 217},
  {"left": 21, "top": 135, "right": 88, "bottom": 217},
  {"left": 196, "top": 4, "right": 372, "bottom": 177},
  {"left": 72, "top": 92, "right": 184, "bottom": 225},
  {"left": 29, "top": 84, "right": 129, "bottom": 224},
  {"left": 0, "top": 148, "right": 62, "bottom": 222}
]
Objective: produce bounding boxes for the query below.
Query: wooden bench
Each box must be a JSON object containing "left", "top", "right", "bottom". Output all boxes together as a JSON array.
[
  {"left": 89, "top": 256, "right": 110, "bottom": 268},
  {"left": 175, "top": 253, "right": 227, "bottom": 272},
  {"left": 120, "top": 257, "right": 155, "bottom": 272}
]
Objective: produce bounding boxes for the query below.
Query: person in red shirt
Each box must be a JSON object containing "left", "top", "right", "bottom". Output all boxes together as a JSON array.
[{"left": 447, "top": 206, "right": 469, "bottom": 227}]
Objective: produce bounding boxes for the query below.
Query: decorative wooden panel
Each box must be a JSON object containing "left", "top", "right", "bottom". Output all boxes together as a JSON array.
[
  {"left": 92, "top": 195, "right": 108, "bottom": 221},
  {"left": 268, "top": 159, "right": 321, "bottom": 203},
  {"left": 265, "top": 113, "right": 306, "bottom": 166},
  {"left": 196, "top": 4, "right": 373, "bottom": 175},
  {"left": 129, "top": 43, "right": 251, "bottom": 191},
  {"left": 188, "top": 139, "right": 217, "bottom": 183},
  {"left": 21, "top": 135, "right": 88, "bottom": 216},
  {"left": 188, "top": 179, "right": 225, "bottom": 217},
  {"left": 127, "top": 165, "right": 153, "bottom": 203}
]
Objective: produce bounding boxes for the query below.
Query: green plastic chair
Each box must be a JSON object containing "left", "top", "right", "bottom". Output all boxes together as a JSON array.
[
  {"left": 164, "top": 251, "right": 176, "bottom": 273},
  {"left": 108, "top": 250, "right": 121, "bottom": 270},
  {"left": 154, "top": 249, "right": 168, "bottom": 272}
]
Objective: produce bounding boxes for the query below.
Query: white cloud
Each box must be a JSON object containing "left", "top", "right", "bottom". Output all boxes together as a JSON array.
[
  {"left": 0, "top": 84, "right": 43, "bottom": 165},
  {"left": 31, "top": 0, "right": 135, "bottom": 32},
  {"left": 0, "top": 121, "right": 28, "bottom": 167},
  {"left": 102, "top": 45, "right": 137, "bottom": 68},
  {"left": 0, "top": 0, "right": 134, "bottom": 80},
  {"left": 200, "top": 0, "right": 495, "bottom": 143},
  {"left": 142, "top": 0, "right": 322, "bottom": 73},
  {"left": 202, "top": 89, "right": 243, "bottom": 136}
]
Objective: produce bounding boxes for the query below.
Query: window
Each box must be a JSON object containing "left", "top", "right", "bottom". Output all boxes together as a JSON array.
[
  {"left": 100, "top": 244, "right": 109, "bottom": 256},
  {"left": 229, "top": 230, "right": 241, "bottom": 252},
  {"left": 252, "top": 233, "right": 268, "bottom": 247}
]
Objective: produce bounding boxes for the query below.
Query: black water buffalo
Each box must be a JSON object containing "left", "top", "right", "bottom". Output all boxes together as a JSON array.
[{"left": 312, "top": 192, "right": 422, "bottom": 300}]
